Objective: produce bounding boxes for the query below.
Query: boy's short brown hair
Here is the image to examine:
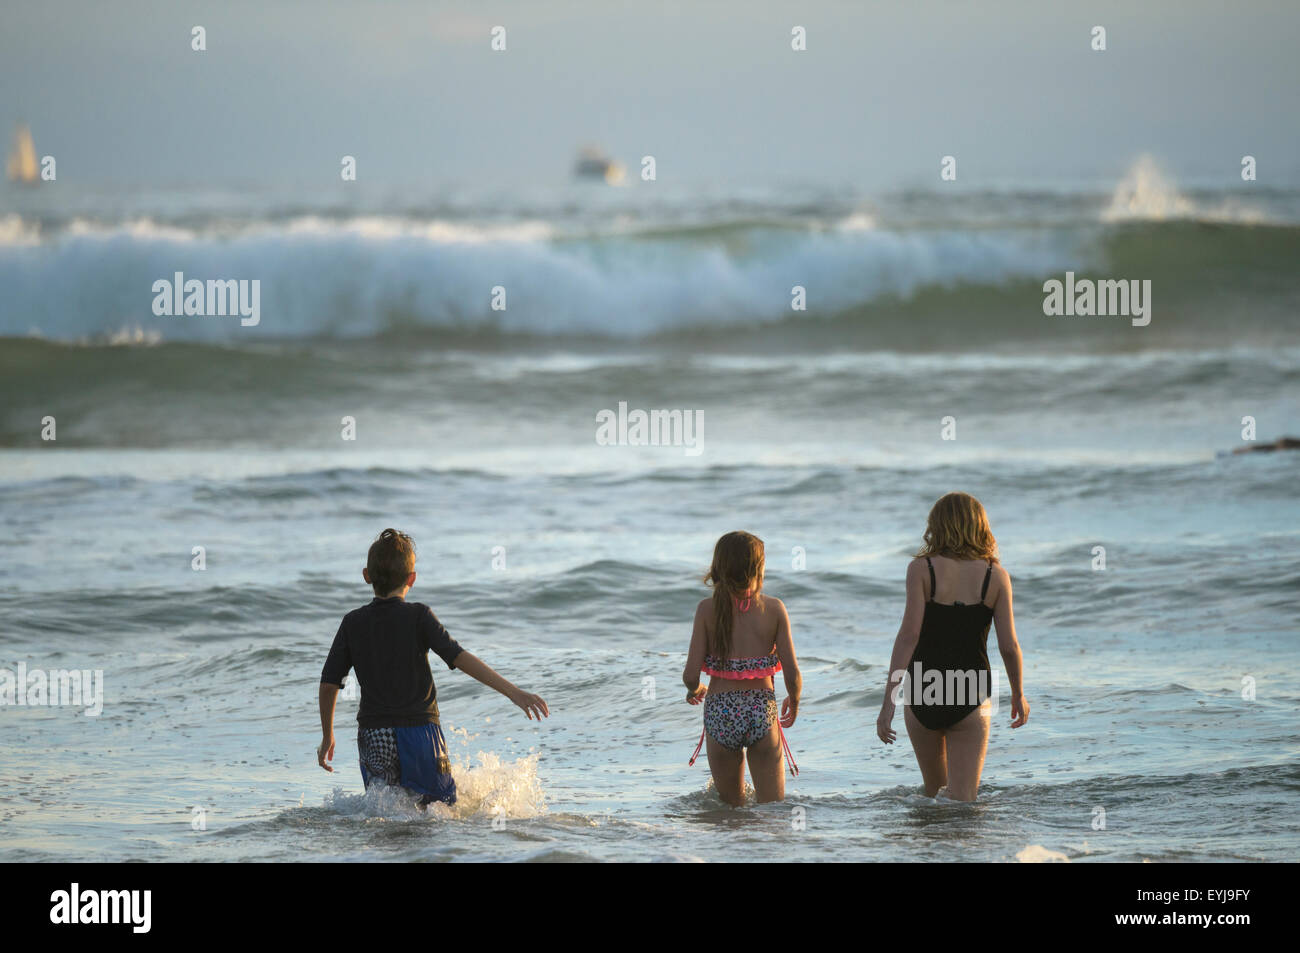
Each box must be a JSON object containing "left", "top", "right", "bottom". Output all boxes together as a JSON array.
[{"left": 367, "top": 528, "right": 416, "bottom": 595}]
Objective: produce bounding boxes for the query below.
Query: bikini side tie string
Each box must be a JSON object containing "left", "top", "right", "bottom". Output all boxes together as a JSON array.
[{"left": 688, "top": 725, "right": 798, "bottom": 777}]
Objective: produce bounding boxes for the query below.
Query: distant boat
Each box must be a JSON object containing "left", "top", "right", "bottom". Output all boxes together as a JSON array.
[
  {"left": 572, "top": 145, "right": 624, "bottom": 184},
  {"left": 7, "top": 124, "right": 39, "bottom": 185}
]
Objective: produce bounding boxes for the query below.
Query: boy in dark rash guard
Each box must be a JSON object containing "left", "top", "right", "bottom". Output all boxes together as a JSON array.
[{"left": 317, "top": 528, "right": 548, "bottom": 807}]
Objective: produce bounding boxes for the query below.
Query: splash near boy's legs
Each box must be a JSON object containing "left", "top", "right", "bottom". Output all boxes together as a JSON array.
[{"left": 357, "top": 725, "right": 457, "bottom": 806}]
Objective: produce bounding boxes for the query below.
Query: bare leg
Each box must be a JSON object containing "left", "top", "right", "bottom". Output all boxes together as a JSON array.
[
  {"left": 706, "top": 735, "right": 746, "bottom": 806},
  {"left": 904, "top": 705, "right": 947, "bottom": 797},
  {"left": 943, "top": 703, "right": 991, "bottom": 801},
  {"left": 745, "top": 722, "right": 785, "bottom": 803}
]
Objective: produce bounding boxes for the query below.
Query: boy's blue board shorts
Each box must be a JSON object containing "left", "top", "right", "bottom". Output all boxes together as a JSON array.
[{"left": 357, "top": 724, "right": 457, "bottom": 805}]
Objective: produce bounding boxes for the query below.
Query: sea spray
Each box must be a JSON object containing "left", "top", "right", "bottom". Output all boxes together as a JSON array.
[{"left": 323, "top": 750, "right": 546, "bottom": 823}]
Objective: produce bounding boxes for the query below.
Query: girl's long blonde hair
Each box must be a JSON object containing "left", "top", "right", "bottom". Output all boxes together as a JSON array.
[
  {"left": 703, "top": 531, "right": 765, "bottom": 659},
  {"left": 915, "top": 492, "right": 999, "bottom": 562}
]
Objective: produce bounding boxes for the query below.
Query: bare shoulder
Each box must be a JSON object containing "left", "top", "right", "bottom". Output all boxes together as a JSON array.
[
  {"left": 694, "top": 596, "right": 713, "bottom": 617},
  {"left": 762, "top": 595, "right": 790, "bottom": 639},
  {"left": 989, "top": 563, "right": 1013, "bottom": 600}
]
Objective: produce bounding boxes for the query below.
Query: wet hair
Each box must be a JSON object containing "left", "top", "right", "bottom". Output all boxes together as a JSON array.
[
  {"left": 367, "top": 528, "right": 416, "bottom": 595},
  {"left": 702, "top": 531, "right": 765, "bottom": 659},
  {"left": 915, "top": 493, "right": 999, "bottom": 562}
]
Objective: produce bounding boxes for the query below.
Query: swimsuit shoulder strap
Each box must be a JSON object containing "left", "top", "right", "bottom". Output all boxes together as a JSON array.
[
  {"left": 926, "top": 557, "right": 936, "bottom": 602},
  {"left": 980, "top": 560, "right": 994, "bottom": 602}
]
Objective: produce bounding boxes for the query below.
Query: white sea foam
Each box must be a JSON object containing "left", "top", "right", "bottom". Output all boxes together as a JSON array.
[
  {"left": 834, "top": 211, "right": 877, "bottom": 232},
  {"left": 1015, "top": 844, "right": 1071, "bottom": 863},
  {"left": 0, "top": 214, "right": 1075, "bottom": 340},
  {"left": 1102, "top": 155, "right": 1269, "bottom": 224},
  {"left": 0, "top": 213, "right": 42, "bottom": 246},
  {"left": 322, "top": 749, "right": 546, "bottom": 822}
]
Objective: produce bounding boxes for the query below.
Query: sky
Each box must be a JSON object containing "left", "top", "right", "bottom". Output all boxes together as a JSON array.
[{"left": 2, "top": 0, "right": 1298, "bottom": 192}]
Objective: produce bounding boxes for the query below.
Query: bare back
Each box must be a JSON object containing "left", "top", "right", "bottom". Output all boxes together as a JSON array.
[
  {"left": 924, "top": 554, "right": 1001, "bottom": 607},
  {"left": 701, "top": 594, "right": 782, "bottom": 694}
]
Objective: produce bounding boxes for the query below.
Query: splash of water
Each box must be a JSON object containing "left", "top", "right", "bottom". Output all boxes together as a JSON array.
[
  {"left": 322, "top": 749, "right": 547, "bottom": 822},
  {"left": 1102, "top": 154, "right": 1267, "bottom": 224},
  {"left": 1015, "top": 844, "right": 1070, "bottom": 863},
  {"left": 1102, "top": 155, "right": 1196, "bottom": 222}
]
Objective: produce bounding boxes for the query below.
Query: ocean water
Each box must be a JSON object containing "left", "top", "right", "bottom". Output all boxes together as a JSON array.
[{"left": 1, "top": 166, "right": 1298, "bottom": 862}]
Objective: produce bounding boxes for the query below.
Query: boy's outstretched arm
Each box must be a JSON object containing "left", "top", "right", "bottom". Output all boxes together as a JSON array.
[
  {"left": 318, "top": 682, "right": 340, "bottom": 771},
  {"left": 454, "top": 652, "right": 549, "bottom": 721}
]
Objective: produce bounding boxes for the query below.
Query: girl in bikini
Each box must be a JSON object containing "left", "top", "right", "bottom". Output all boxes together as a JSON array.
[
  {"left": 876, "top": 492, "right": 1029, "bottom": 801},
  {"left": 683, "top": 531, "right": 801, "bottom": 806}
]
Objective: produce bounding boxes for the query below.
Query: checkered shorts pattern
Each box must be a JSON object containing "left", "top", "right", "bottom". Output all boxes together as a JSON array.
[{"left": 357, "top": 727, "right": 401, "bottom": 787}]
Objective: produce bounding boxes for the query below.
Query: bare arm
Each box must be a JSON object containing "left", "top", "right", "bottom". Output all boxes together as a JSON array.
[
  {"left": 683, "top": 599, "right": 709, "bottom": 703},
  {"left": 877, "top": 559, "right": 926, "bottom": 743},
  {"left": 454, "top": 651, "right": 549, "bottom": 720},
  {"left": 772, "top": 597, "right": 802, "bottom": 726},
  {"left": 992, "top": 568, "right": 1029, "bottom": 727},
  {"left": 317, "top": 682, "right": 340, "bottom": 771}
]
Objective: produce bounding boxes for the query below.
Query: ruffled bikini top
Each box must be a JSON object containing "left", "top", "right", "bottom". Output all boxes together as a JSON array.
[{"left": 701, "top": 652, "right": 782, "bottom": 680}]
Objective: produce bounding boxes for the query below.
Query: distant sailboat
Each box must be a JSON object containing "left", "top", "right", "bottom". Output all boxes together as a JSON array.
[
  {"left": 7, "top": 124, "right": 39, "bottom": 184},
  {"left": 572, "top": 145, "right": 625, "bottom": 185}
]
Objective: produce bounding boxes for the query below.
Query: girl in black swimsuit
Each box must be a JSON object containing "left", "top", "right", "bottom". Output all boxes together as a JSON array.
[
  {"left": 876, "top": 493, "right": 1029, "bottom": 801},
  {"left": 909, "top": 557, "right": 995, "bottom": 730}
]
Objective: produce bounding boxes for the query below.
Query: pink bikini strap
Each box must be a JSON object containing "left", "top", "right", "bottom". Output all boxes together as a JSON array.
[
  {"left": 688, "top": 725, "right": 798, "bottom": 777},
  {"left": 778, "top": 722, "right": 799, "bottom": 777},
  {"left": 688, "top": 728, "right": 706, "bottom": 767}
]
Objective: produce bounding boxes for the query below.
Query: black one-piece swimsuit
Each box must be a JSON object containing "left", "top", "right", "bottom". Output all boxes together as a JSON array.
[{"left": 907, "top": 558, "right": 995, "bottom": 730}]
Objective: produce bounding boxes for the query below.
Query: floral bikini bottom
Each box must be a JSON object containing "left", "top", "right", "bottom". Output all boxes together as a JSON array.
[{"left": 703, "top": 688, "right": 779, "bottom": 750}]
